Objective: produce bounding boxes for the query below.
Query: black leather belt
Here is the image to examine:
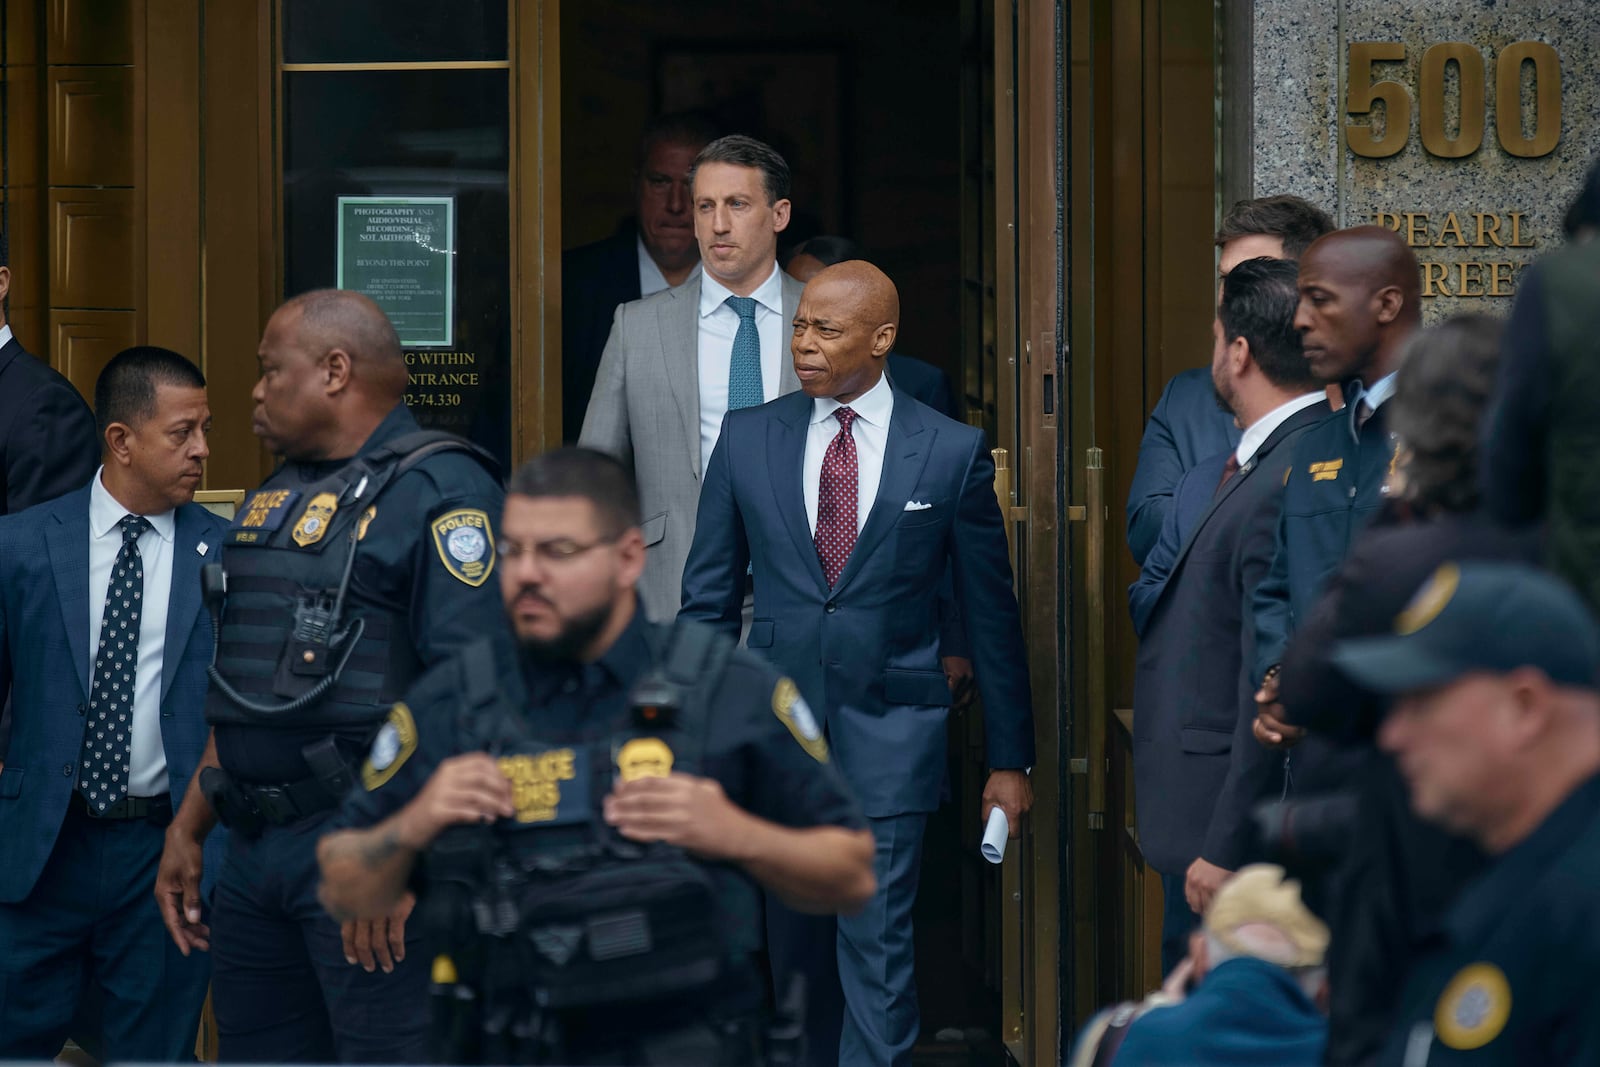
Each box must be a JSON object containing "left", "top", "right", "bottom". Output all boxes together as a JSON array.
[{"left": 69, "top": 790, "right": 172, "bottom": 822}]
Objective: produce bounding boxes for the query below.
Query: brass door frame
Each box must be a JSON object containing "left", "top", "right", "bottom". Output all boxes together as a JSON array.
[
  {"left": 995, "top": 1, "right": 1066, "bottom": 1062},
  {"left": 511, "top": 0, "right": 560, "bottom": 460}
]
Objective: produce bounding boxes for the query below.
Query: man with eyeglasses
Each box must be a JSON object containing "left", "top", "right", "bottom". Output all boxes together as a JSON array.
[{"left": 316, "top": 447, "right": 876, "bottom": 1066}]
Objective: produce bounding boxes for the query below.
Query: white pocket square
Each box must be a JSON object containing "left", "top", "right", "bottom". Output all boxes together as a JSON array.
[{"left": 904, "top": 500, "right": 934, "bottom": 511}]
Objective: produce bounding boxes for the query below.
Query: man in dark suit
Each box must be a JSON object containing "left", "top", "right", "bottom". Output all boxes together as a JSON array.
[
  {"left": 782, "top": 236, "right": 971, "bottom": 702},
  {"left": 561, "top": 112, "right": 720, "bottom": 440},
  {"left": 682, "top": 261, "right": 1034, "bottom": 1066},
  {"left": 0, "top": 232, "right": 100, "bottom": 513},
  {"left": 0, "top": 230, "right": 101, "bottom": 770},
  {"left": 1125, "top": 196, "right": 1335, "bottom": 566},
  {"left": 0, "top": 346, "right": 223, "bottom": 1058},
  {"left": 1132, "top": 258, "right": 1327, "bottom": 975}
]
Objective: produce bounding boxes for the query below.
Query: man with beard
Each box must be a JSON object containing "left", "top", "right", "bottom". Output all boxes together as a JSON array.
[
  {"left": 316, "top": 447, "right": 876, "bottom": 1066},
  {"left": 1131, "top": 258, "right": 1327, "bottom": 973}
]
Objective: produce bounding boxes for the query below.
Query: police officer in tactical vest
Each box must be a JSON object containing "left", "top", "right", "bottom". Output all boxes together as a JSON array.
[
  {"left": 152, "top": 289, "right": 511, "bottom": 1062},
  {"left": 316, "top": 448, "right": 877, "bottom": 1065}
]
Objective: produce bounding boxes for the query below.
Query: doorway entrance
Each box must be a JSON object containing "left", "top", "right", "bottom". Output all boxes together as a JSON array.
[{"left": 558, "top": 3, "right": 1061, "bottom": 1063}]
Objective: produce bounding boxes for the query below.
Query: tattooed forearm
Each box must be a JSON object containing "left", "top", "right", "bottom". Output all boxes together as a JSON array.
[
  {"left": 358, "top": 826, "right": 404, "bottom": 869},
  {"left": 317, "top": 822, "right": 418, "bottom": 920}
]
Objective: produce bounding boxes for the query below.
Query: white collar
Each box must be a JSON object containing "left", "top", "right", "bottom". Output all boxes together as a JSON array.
[
  {"left": 1360, "top": 371, "right": 1398, "bottom": 411},
  {"left": 89, "top": 467, "right": 176, "bottom": 542},
  {"left": 811, "top": 371, "right": 894, "bottom": 427},
  {"left": 1236, "top": 391, "right": 1325, "bottom": 466},
  {"left": 699, "top": 261, "right": 783, "bottom": 319},
  {"left": 0, "top": 324, "right": 12, "bottom": 349}
]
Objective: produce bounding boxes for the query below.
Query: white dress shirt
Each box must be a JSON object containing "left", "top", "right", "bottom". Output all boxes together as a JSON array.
[
  {"left": 0, "top": 323, "right": 12, "bottom": 349},
  {"left": 698, "top": 263, "right": 785, "bottom": 474},
  {"left": 88, "top": 468, "right": 174, "bottom": 797},
  {"left": 1235, "top": 391, "right": 1326, "bottom": 467},
  {"left": 805, "top": 373, "right": 895, "bottom": 535}
]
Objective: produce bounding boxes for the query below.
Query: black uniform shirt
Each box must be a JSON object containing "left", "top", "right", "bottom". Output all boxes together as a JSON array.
[
  {"left": 1379, "top": 774, "right": 1600, "bottom": 1065},
  {"left": 341, "top": 607, "right": 865, "bottom": 838},
  {"left": 216, "top": 404, "right": 510, "bottom": 782}
]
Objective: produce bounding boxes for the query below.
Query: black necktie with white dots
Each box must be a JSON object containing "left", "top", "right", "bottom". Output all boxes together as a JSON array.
[{"left": 79, "top": 514, "right": 151, "bottom": 812}]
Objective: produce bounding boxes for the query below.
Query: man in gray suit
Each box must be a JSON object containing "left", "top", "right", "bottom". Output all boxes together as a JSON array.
[{"left": 580, "top": 135, "right": 804, "bottom": 620}]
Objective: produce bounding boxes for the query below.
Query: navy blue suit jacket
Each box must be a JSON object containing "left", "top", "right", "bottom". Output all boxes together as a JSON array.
[
  {"left": 0, "top": 485, "right": 226, "bottom": 902},
  {"left": 1129, "top": 450, "right": 1231, "bottom": 638},
  {"left": 1132, "top": 401, "right": 1326, "bottom": 874},
  {"left": 680, "top": 388, "right": 1034, "bottom": 817},
  {"left": 1126, "top": 368, "right": 1241, "bottom": 565}
]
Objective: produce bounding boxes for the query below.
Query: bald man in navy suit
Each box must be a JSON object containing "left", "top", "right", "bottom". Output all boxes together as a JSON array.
[{"left": 683, "top": 261, "right": 1033, "bottom": 1066}]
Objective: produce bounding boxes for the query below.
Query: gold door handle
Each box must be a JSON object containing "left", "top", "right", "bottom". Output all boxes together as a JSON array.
[{"left": 1075, "top": 447, "right": 1108, "bottom": 829}]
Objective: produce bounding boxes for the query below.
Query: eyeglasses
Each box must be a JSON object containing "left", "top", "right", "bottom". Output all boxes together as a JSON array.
[{"left": 496, "top": 534, "right": 619, "bottom": 567}]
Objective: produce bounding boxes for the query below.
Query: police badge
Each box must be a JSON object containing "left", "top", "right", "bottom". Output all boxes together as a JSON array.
[{"left": 291, "top": 492, "right": 339, "bottom": 547}]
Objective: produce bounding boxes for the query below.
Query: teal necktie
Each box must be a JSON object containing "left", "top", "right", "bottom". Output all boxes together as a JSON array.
[{"left": 725, "top": 296, "right": 763, "bottom": 410}]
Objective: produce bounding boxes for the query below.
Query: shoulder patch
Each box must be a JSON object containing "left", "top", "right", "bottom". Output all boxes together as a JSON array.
[
  {"left": 1434, "top": 962, "right": 1511, "bottom": 1051},
  {"left": 772, "top": 677, "right": 829, "bottom": 762},
  {"left": 362, "top": 703, "right": 418, "bottom": 791},
  {"left": 431, "top": 508, "right": 496, "bottom": 586}
]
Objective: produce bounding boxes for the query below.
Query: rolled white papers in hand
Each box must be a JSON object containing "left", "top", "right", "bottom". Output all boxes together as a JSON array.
[{"left": 980, "top": 806, "right": 1010, "bottom": 864}]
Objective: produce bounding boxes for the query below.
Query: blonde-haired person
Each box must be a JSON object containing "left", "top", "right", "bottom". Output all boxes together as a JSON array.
[{"left": 1069, "top": 865, "right": 1329, "bottom": 1067}]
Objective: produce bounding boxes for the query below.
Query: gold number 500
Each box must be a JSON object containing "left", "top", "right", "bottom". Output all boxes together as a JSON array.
[{"left": 1346, "top": 41, "right": 1561, "bottom": 160}]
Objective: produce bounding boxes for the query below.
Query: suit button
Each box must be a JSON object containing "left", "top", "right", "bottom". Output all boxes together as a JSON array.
[
  {"left": 62, "top": 764, "right": 74, "bottom": 777},
  {"left": 825, "top": 602, "right": 837, "bottom": 614},
  {"left": 76, "top": 703, "right": 85, "bottom": 716}
]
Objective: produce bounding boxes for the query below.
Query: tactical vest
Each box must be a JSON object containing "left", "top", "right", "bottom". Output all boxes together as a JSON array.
[
  {"left": 1541, "top": 239, "right": 1600, "bottom": 615},
  {"left": 205, "top": 431, "right": 499, "bottom": 728},
  {"left": 424, "top": 622, "right": 748, "bottom": 1060}
]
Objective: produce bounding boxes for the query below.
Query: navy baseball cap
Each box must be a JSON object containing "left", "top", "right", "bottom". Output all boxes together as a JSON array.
[{"left": 1331, "top": 561, "right": 1600, "bottom": 694}]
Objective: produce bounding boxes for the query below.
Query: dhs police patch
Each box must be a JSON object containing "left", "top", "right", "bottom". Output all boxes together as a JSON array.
[{"left": 431, "top": 508, "right": 496, "bottom": 587}]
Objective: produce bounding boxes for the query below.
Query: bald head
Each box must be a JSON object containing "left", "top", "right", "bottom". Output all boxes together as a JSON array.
[
  {"left": 1294, "top": 226, "right": 1422, "bottom": 386},
  {"left": 791, "top": 261, "right": 900, "bottom": 402},
  {"left": 281, "top": 289, "right": 409, "bottom": 399},
  {"left": 809, "top": 261, "right": 901, "bottom": 329},
  {"left": 253, "top": 289, "right": 412, "bottom": 461},
  {"left": 1304, "top": 227, "right": 1422, "bottom": 306}
]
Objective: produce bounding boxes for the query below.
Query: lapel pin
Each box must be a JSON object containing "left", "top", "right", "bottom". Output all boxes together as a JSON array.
[{"left": 197, "top": 542, "right": 209, "bottom": 556}]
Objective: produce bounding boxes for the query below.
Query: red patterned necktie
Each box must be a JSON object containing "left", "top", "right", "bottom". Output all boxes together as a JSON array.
[{"left": 814, "top": 406, "right": 860, "bottom": 587}]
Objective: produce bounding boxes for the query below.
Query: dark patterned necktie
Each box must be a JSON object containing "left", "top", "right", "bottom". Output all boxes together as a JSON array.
[
  {"left": 1355, "top": 400, "right": 1376, "bottom": 432},
  {"left": 814, "top": 407, "right": 860, "bottom": 587},
  {"left": 725, "top": 295, "right": 763, "bottom": 410},
  {"left": 79, "top": 514, "right": 150, "bottom": 812},
  {"left": 1214, "top": 453, "right": 1242, "bottom": 497}
]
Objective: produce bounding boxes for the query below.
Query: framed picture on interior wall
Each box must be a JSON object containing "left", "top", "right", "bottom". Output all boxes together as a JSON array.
[{"left": 654, "top": 43, "right": 848, "bottom": 242}]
